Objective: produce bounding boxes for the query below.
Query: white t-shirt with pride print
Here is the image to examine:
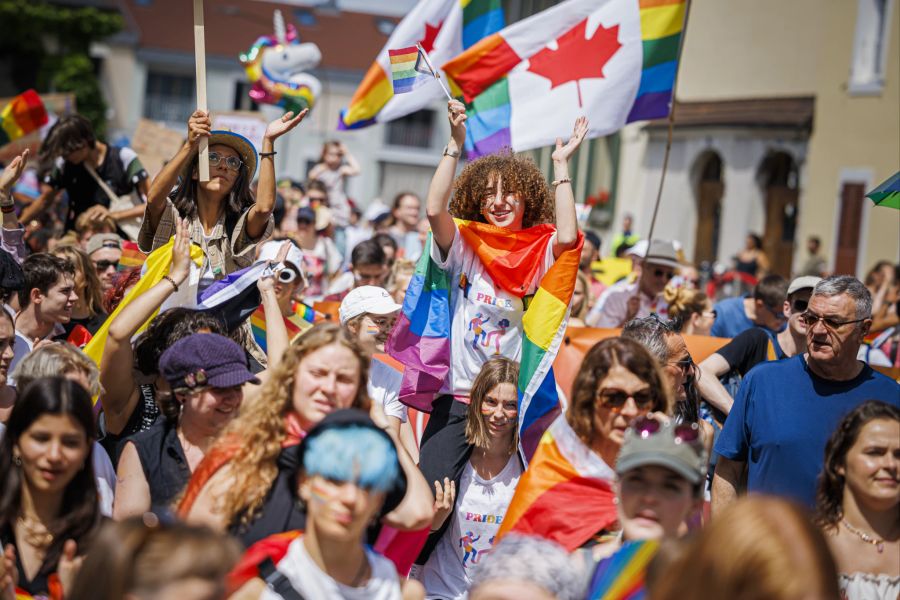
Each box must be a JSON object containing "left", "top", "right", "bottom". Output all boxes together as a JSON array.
[{"left": 430, "top": 226, "right": 555, "bottom": 400}]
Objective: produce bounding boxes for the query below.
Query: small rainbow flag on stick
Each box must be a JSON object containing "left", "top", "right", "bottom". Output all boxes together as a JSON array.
[
  {"left": 0, "top": 90, "right": 48, "bottom": 146},
  {"left": 389, "top": 45, "right": 452, "bottom": 100}
]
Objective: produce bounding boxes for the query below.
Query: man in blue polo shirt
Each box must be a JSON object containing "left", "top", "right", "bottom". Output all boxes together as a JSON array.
[
  {"left": 712, "top": 275, "right": 900, "bottom": 511},
  {"left": 710, "top": 274, "right": 788, "bottom": 338}
]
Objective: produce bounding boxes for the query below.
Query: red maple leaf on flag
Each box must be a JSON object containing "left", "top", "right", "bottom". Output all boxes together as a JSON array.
[
  {"left": 419, "top": 21, "right": 443, "bottom": 54},
  {"left": 527, "top": 19, "right": 622, "bottom": 108}
]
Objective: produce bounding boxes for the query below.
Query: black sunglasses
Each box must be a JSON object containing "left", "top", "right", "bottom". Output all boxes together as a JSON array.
[
  {"left": 94, "top": 259, "right": 119, "bottom": 272},
  {"left": 653, "top": 269, "right": 675, "bottom": 280},
  {"left": 791, "top": 298, "right": 808, "bottom": 313}
]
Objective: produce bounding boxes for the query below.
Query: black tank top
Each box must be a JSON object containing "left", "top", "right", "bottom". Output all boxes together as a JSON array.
[{"left": 129, "top": 418, "right": 191, "bottom": 510}]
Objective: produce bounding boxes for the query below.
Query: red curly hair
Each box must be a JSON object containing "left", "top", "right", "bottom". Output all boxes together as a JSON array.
[{"left": 450, "top": 151, "right": 554, "bottom": 228}]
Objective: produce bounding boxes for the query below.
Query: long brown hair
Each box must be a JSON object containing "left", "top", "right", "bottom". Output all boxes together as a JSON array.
[
  {"left": 815, "top": 400, "right": 900, "bottom": 529},
  {"left": 566, "top": 337, "right": 671, "bottom": 446},
  {"left": 218, "top": 323, "right": 371, "bottom": 527},
  {"left": 465, "top": 357, "right": 519, "bottom": 452},
  {"left": 651, "top": 497, "right": 841, "bottom": 600}
]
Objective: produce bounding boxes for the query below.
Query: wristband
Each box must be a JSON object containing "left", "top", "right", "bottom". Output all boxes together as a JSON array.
[
  {"left": 259, "top": 151, "right": 277, "bottom": 158},
  {"left": 1, "top": 206, "right": 15, "bottom": 214},
  {"left": 552, "top": 177, "right": 572, "bottom": 186},
  {"left": 442, "top": 145, "right": 460, "bottom": 159},
  {"left": 162, "top": 275, "right": 179, "bottom": 292}
]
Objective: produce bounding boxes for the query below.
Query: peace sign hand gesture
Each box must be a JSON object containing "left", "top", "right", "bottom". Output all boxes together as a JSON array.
[{"left": 551, "top": 116, "right": 589, "bottom": 164}]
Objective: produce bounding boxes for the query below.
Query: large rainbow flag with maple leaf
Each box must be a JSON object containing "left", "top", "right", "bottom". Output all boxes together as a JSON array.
[
  {"left": 441, "top": 0, "right": 686, "bottom": 153},
  {"left": 338, "top": 0, "right": 504, "bottom": 130}
]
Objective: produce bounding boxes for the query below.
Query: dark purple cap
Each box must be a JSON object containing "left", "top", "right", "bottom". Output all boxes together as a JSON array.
[
  {"left": 296, "top": 206, "right": 316, "bottom": 223},
  {"left": 160, "top": 333, "right": 259, "bottom": 391}
]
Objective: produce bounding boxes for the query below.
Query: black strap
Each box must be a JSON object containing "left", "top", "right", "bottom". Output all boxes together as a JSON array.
[{"left": 258, "top": 557, "right": 306, "bottom": 600}]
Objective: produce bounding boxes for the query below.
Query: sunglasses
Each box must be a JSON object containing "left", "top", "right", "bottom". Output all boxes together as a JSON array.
[
  {"left": 762, "top": 303, "right": 786, "bottom": 321},
  {"left": 208, "top": 152, "right": 243, "bottom": 172},
  {"left": 632, "top": 415, "right": 701, "bottom": 445},
  {"left": 791, "top": 298, "right": 808, "bottom": 313},
  {"left": 653, "top": 269, "right": 675, "bottom": 280},
  {"left": 799, "top": 311, "right": 869, "bottom": 330},
  {"left": 667, "top": 354, "right": 696, "bottom": 378},
  {"left": 94, "top": 259, "right": 119, "bottom": 272},
  {"left": 596, "top": 388, "right": 656, "bottom": 411}
]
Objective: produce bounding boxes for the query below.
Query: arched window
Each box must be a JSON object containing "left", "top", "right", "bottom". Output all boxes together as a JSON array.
[{"left": 693, "top": 151, "right": 724, "bottom": 266}]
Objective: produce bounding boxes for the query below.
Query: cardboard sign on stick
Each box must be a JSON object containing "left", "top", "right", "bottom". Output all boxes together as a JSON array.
[{"left": 193, "top": 0, "right": 209, "bottom": 182}]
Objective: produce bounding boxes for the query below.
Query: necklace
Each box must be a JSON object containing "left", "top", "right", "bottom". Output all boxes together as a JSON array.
[
  {"left": 16, "top": 514, "right": 54, "bottom": 548},
  {"left": 842, "top": 519, "right": 885, "bottom": 553}
]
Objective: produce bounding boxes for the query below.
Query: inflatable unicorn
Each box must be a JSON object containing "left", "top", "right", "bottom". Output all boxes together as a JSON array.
[{"left": 240, "top": 10, "right": 322, "bottom": 114}]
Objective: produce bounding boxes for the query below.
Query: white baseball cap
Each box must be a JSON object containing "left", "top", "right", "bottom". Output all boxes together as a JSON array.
[
  {"left": 258, "top": 240, "right": 304, "bottom": 274},
  {"left": 339, "top": 286, "right": 402, "bottom": 325}
]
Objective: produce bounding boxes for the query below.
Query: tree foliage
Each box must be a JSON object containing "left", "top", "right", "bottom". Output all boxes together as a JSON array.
[{"left": 0, "top": 0, "right": 123, "bottom": 135}]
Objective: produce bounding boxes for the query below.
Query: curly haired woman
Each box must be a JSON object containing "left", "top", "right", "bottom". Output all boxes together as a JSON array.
[{"left": 421, "top": 99, "right": 587, "bottom": 438}]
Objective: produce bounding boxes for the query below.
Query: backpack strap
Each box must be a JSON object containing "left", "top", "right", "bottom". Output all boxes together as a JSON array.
[
  {"left": 258, "top": 557, "right": 307, "bottom": 600},
  {"left": 766, "top": 339, "right": 777, "bottom": 362}
]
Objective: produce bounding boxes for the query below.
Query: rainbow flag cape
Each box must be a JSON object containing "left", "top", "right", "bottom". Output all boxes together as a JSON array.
[
  {"left": 250, "top": 301, "right": 321, "bottom": 353},
  {"left": 0, "top": 89, "right": 48, "bottom": 146},
  {"left": 496, "top": 415, "right": 618, "bottom": 550},
  {"left": 389, "top": 46, "right": 434, "bottom": 94},
  {"left": 518, "top": 229, "right": 582, "bottom": 459},
  {"left": 587, "top": 540, "right": 660, "bottom": 600},
  {"left": 441, "top": 0, "right": 687, "bottom": 153}
]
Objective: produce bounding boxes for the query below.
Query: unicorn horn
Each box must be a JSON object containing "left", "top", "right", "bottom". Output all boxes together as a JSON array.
[{"left": 273, "top": 9, "right": 287, "bottom": 46}]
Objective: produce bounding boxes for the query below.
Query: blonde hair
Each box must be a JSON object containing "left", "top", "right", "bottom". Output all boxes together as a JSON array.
[
  {"left": 218, "top": 323, "right": 371, "bottom": 527},
  {"left": 12, "top": 343, "right": 101, "bottom": 396},
  {"left": 573, "top": 271, "right": 593, "bottom": 319},
  {"left": 51, "top": 244, "right": 105, "bottom": 317},
  {"left": 465, "top": 357, "right": 519, "bottom": 452},
  {"left": 651, "top": 497, "right": 840, "bottom": 600},
  {"left": 74, "top": 212, "right": 117, "bottom": 236},
  {"left": 663, "top": 286, "right": 709, "bottom": 328},
  {"left": 387, "top": 258, "right": 416, "bottom": 296}
]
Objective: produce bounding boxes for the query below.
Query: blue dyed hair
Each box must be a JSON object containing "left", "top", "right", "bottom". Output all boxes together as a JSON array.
[{"left": 303, "top": 426, "right": 400, "bottom": 493}]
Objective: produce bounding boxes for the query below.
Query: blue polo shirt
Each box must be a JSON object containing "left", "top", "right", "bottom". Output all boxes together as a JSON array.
[{"left": 715, "top": 355, "right": 900, "bottom": 507}]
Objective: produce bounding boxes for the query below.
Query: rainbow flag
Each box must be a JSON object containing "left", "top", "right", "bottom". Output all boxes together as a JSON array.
[
  {"left": 389, "top": 46, "right": 433, "bottom": 94},
  {"left": 119, "top": 240, "right": 147, "bottom": 271},
  {"left": 587, "top": 540, "right": 660, "bottom": 600},
  {"left": 250, "top": 301, "right": 321, "bottom": 353},
  {"left": 495, "top": 415, "right": 618, "bottom": 550},
  {"left": 440, "top": 0, "right": 687, "bottom": 153},
  {"left": 387, "top": 219, "right": 560, "bottom": 412},
  {"left": 518, "top": 230, "right": 582, "bottom": 459},
  {"left": 0, "top": 89, "right": 48, "bottom": 146}
]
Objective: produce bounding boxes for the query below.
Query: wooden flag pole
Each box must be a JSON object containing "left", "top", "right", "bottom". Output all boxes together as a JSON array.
[{"left": 193, "top": 0, "right": 210, "bottom": 182}]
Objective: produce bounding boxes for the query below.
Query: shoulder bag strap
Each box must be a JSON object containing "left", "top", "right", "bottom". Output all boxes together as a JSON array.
[
  {"left": 258, "top": 557, "right": 307, "bottom": 600},
  {"left": 83, "top": 162, "right": 121, "bottom": 205}
]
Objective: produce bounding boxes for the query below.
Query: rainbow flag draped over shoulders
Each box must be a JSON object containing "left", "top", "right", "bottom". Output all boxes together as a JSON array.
[
  {"left": 518, "top": 230, "right": 582, "bottom": 459},
  {"left": 496, "top": 415, "right": 618, "bottom": 550},
  {"left": 587, "top": 540, "right": 660, "bottom": 600},
  {"left": 387, "top": 219, "right": 567, "bottom": 416},
  {"left": 0, "top": 89, "right": 48, "bottom": 146},
  {"left": 441, "top": 0, "right": 687, "bottom": 153}
]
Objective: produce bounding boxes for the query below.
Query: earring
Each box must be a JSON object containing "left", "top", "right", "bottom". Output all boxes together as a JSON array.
[
  {"left": 612, "top": 496, "right": 619, "bottom": 505},
  {"left": 13, "top": 455, "right": 22, "bottom": 467}
]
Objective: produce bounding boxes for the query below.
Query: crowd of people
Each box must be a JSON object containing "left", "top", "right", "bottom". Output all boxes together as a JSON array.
[{"left": 0, "top": 98, "right": 896, "bottom": 600}]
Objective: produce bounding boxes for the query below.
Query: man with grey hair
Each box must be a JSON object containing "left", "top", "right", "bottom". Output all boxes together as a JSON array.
[
  {"left": 713, "top": 275, "right": 899, "bottom": 512},
  {"left": 468, "top": 534, "right": 587, "bottom": 600}
]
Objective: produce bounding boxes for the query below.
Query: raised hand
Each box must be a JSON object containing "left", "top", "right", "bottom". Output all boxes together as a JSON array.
[
  {"left": 447, "top": 99, "right": 467, "bottom": 148},
  {"left": 265, "top": 109, "right": 309, "bottom": 141},
  {"left": 187, "top": 110, "right": 212, "bottom": 147},
  {"left": 0, "top": 544, "right": 17, "bottom": 600},
  {"left": 169, "top": 217, "right": 192, "bottom": 285},
  {"left": 57, "top": 540, "right": 83, "bottom": 598},
  {"left": 551, "top": 116, "right": 589, "bottom": 164},
  {"left": 258, "top": 240, "right": 292, "bottom": 294},
  {"left": 0, "top": 149, "right": 29, "bottom": 194},
  {"left": 431, "top": 477, "right": 456, "bottom": 531}
]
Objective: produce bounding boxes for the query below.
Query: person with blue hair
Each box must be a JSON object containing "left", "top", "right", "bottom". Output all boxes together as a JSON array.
[{"left": 229, "top": 409, "right": 418, "bottom": 600}]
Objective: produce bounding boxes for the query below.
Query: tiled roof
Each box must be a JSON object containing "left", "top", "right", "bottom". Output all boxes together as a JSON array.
[{"left": 118, "top": 0, "right": 396, "bottom": 71}]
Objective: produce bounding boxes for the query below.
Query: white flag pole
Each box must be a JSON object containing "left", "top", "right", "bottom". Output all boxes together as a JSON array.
[
  {"left": 416, "top": 43, "right": 454, "bottom": 102},
  {"left": 193, "top": 0, "right": 210, "bottom": 182}
]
